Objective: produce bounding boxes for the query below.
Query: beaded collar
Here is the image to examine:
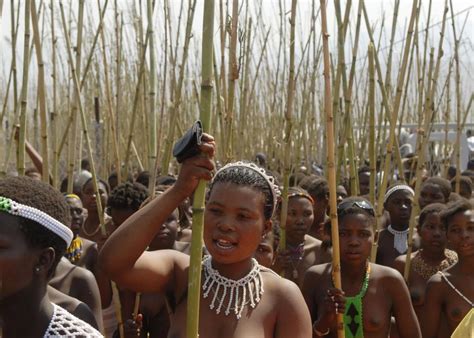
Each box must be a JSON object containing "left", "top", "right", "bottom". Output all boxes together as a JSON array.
[
  {"left": 202, "top": 256, "right": 264, "bottom": 319},
  {"left": 333, "top": 262, "right": 371, "bottom": 338},
  {"left": 387, "top": 225, "right": 409, "bottom": 254},
  {"left": 412, "top": 249, "right": 457, "bottom": 280},
  {"left": 0, "top": 196, "right": 73, "bottom": 247}
]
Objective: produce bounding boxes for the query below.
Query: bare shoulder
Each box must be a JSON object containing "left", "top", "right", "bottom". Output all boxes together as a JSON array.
[
  {"left": 371, "top": 263, "right": 406, "bottom": 286},
  {"left": 260, "top": 267, "right": 300, "bottom": 296},
  {"left": 305, "top": 262, "right": 331, "bottom": 278},
  {"left": 82, "top": 238, "right": 98, "bottom": 251},
  {"left": 304, "top": 234, "right": 322, "bottom": 248}
]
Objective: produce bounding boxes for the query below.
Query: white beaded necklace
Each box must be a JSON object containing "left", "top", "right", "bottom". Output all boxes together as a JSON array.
[
  {"left": 387, "top": 225, "right": 409, "bottom": 254},
  {"left": 202, "top": 256, "right": 264, "bottom": 319}
]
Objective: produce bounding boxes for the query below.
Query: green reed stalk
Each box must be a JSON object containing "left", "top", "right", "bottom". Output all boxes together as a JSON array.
[{"left": 186, "top": 1, "right": 214, "bottom": 337}]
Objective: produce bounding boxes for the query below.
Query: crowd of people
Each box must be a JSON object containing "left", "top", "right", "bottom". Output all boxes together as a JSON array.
[{"left": 1, "top": 131, "right": 473, "bottom": 337}]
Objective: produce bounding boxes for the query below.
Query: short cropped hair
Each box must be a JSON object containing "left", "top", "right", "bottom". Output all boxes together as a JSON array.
[
  {"left": 107, "top": 182, "right": 149, "bottom": 212},
  {"left": 0, "top": 176, "right": 70, "bottom": 277}
]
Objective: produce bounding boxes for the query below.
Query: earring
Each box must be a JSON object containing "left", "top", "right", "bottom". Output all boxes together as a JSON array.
[{"left": 35, "top": 267, "right": 40, "bottom": 273}]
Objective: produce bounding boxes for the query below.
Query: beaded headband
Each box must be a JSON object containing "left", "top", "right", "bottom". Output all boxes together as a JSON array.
[
  {"left": 213, "top": 161, "right": 281, "bottom": 213},
  {"left": 288, "top": 192, "right": 314, "bottom": 205},
  {"left": 0, "top": 196, "right": 73, "bottom": 247},
  {"left": 65, "top": 193, "right": 81, "bottom": 201},
  {"left": 384, "top": 184, "right": 415, "bottom": 204}
]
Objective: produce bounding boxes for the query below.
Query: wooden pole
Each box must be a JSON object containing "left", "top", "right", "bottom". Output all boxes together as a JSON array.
[
  {"left": 186, "top": 1, "right": 214, "bottom": 337},
  {"left": 320, "top": 1, "right": 344, "bottom": 336},
  {"left": 278, "top": 0, "right": 297, "bottom": 262},
  {"left": 30, "top": 0, "right": 49, "bottom": 183},
  {"left": 17, "top": 0, "right": 32, "bottom": 176}
]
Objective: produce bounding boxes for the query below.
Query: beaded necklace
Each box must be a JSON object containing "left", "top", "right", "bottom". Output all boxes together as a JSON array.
[
  {"left": 65, "top": 237, "right": 83, "bottom": 263},
  {"left": 333, "top": 262, "right": 371, "bottom": 338},
  {"left": 412, "top": 249, "right": 457, "bottom": 280},
  {"left": 202, "top": 256, "right": 263, "bottom": 319},
  {"left": 439, "top": 271, "right": 474, "bottom": 308},
  {"left": 81, "top": 222, "right": 102, "bottom": 237},
  {"left": 287, "top": 242, "right": 305, "bottom": 279},
  {"left": 387, "top": 225, "right": 409, "bottom": 254}
]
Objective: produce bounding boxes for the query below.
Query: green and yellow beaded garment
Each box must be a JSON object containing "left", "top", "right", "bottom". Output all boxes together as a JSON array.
[{"left": 343, "top": 263, "right": 371, "bottom": 338}]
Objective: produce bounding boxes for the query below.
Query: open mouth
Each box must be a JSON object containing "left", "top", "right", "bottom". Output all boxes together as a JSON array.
[{"left": 214, "top": 239, "right": 236, "bottom": 250}]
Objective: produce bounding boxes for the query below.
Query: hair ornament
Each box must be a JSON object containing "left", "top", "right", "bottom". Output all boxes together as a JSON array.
[
  {"left": 213, "top": 161, "right": 281, "bottom": 212},
  {"left": 384, "top": 184, "right": 414, "bottom": 204},
  {"left": 0, "top": 195, "right": 73, "bottom": 247}
]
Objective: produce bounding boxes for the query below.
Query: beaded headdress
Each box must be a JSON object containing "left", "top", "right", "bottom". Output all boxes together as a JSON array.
[
  {"left": 0, "top": 196, "right": 73, "bottom": 247},
  {"left": 213, "top": 161, "right": 281, "bottom": 213},
  {"left": 384, "top": 184, "right": 414, "bottom": 204}
]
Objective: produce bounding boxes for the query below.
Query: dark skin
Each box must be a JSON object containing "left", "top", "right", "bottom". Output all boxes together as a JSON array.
[
  {"left": 122, "top": 210, "right": 191, "bottom": 338},
  {"left": 0, "top": 213, "right": 56, "bottom": 337},
  {"left": 376, "top": 190, "right": 420, "bottom": 267},
  {"left": 80, "top": 180, "right": 115, "bottom": 247},
  {"left": 359, "top": 172, "right": 371, "bottom": 196},
  {"left": 420, "top": 209, "right": 474, "bottom": 337},
  {"left": 65, "top": 197, "right": 99, "bottom": 273},
  {"left": 47, "top": 285, "right": 99, "bottom": 329},
  {"left": 308, "top": 195, "right": 329, "bottom": 241},
  {"left": 254, "top": 230, "right": 277, "bottom": 269},
  {"left": 393, "top": 212, "right": 455, "bottom": 338},
  {"left": 99, "top": 134, "right": 312, "bottom": 338},
  {"left": 302, "top": 212, "right": 421, "bottom": 338},
  {"left": 273, "top": 196, "right": 330, "bottom": 286},
  {"left": 49, "top": 257, "right": 104, "bottom": 332},
  {"left": 418, "top": 184, "right": 447, "bottom": 210}
]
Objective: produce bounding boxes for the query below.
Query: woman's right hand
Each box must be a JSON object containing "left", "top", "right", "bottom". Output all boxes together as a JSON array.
[
  {"left": 173, "top": 133, "right": 216, "bottom": 197},
  {"left": 317, "top": 288, "right": 346, "bottom": 330}
]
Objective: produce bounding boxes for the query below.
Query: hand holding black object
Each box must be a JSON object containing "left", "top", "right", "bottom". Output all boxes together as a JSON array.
[{"left": 173, "top": 120, "right": 203, "bottom": 163}]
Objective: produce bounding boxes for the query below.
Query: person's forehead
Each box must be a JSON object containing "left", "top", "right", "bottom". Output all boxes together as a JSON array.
[
  {"left": 66, "top": 197, "right": 83, "bottom": 208},
  {"left": 388, "top": 189, "right": 413, "bottom": 200}
]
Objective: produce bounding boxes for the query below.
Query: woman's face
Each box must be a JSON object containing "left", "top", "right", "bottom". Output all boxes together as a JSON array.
[
  {"left": 81, "top": 181, "right": 108, "bottom": 213},
  {"left": 338, "top": 213, "right": 374, "bottom": 264},
  {"left": 384, "top": 190, "right": 413, "bottom": 226},
  {"left": 66, "top": 197, "right": 86, "bottom": 237},
  {"left": 285, "top": 197, "right": 314, "bottom": 245},
  {"left": 254, "top": 231, "right": 275, "bottom": 268},
  {"left": 419, "top": 212, "right": 446, "bottom": 252},
  {"left": 419, "top": 184, "right": 446, "bottom": 209},
  {"left": 447, "top": 209, "right": 474, "bottom": 258},
  {"left": 149, "top": 210, "right": 180, "bottom": 250},
  {"left": 204, "top": 182, "right": 270, "bottom": 266},
  {"left": 0, "top": 213, "right": 39, "bottom": 300}
]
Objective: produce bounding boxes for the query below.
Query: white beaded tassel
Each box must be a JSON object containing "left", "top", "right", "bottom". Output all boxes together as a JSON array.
[{"left": 202, "top": 256, "right": 263, "bottom": 320}]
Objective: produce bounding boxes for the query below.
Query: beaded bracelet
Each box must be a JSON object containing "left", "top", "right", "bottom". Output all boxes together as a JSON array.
[{"left": 0, "top": 195, "right": 73, "bottom": 247}]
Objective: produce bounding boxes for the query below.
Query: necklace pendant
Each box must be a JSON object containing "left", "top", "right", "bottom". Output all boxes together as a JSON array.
[{"left": 292, "top": 268, "right": 298, "bottom": 279}]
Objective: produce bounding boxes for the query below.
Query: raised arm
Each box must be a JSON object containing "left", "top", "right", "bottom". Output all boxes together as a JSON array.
[{"left": 98, "top": 135, "right": 215, "bottom": 293}]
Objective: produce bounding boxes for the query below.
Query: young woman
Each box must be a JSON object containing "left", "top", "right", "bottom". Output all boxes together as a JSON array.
[
  {"left": 302, "top": 197, "right": 421, "bottom": 338},
  {"left": 79, "top": 177, "right": 113, "bottom": 247},
  {"left": 418, "top": 177, "right": 451, "bottom": 210},
  {"left": 99, "top": 134, "right": 312, "bottom": 337},
  {"left": 64, "top": 194, "right": 99, "bottom": 273},
  {"left": 0, "top": 176, "right": 102, "bottom": 337},
  {"left": 273, "top": 187, "right": 329, "bottom": 287},
  {"left": 421, "top": 199, "right": 474, "bottom": 337},
  {"left": 393, "top": 203, "right": 457, "bottom": 337},
  {"left": 377, "top": 183, "right": 419, "bottom": 267}
]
